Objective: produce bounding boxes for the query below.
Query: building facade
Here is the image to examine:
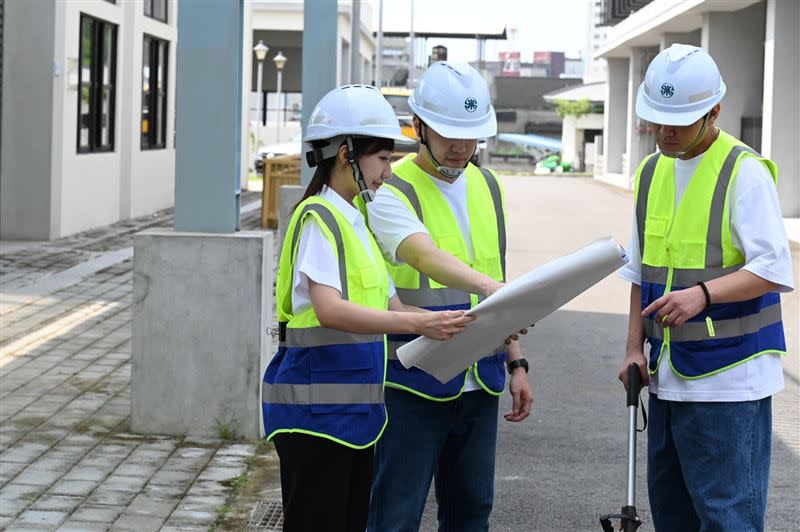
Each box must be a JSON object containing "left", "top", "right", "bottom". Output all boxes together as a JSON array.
[
  {"left": 2, "top": 0, "right": 178, "bottom": 240},
  {"left": 594, "top": 0, "right": 799, "bottom": 218}
]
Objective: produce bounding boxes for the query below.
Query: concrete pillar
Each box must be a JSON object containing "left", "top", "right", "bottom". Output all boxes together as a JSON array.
[
  {"left": 174, "top": 2, "right": 243, "bottom": 232},
  {"left": 762, "top": 0, "right": 799, "bottom": 217},
  {"left": 660, "top": 30, "right": 701, "bottom": 50},
  {"left": 301, "top": 0, "right": 338, "bottom": 184},
  {"left": 603, "top": 57, "right": 629, "bottom": 176},
  {"left": 131, "top": 231, "right": 273, "bottom": 439},
  {"left": 624, "top": 47, "right": 657, "bottom": 188},
  {"left": 702, "top": 3, "right": 765, "bottom": 141},
  {"left": 241, "top": 5, "right": 253, "bottom": 191},
  {"left": 0, "top": 2, "right": 56, "bottom": 239}
]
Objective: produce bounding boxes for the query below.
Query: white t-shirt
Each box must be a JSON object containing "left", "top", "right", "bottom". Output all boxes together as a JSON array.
[
  {"left": 619, "top": 153, "right": 795, "bottom": 402},
  {"left": 368, "top": 166, "right": 484, "bottom": 392},
  {"left": 292, "top": 186, "right": 396, "bottom": 315}
]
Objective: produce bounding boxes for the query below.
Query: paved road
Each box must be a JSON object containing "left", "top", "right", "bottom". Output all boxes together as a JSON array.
[{"left": 419, "top": 176, "right": 799, "bottom": 532}]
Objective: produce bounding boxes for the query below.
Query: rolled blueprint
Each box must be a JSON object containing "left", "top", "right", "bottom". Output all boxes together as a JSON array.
[{"left": 396, "top": 237, "right": 628, "bottom": 383}]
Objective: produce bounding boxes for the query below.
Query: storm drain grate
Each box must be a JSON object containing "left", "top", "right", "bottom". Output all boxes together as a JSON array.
[{"left": 247, "top": 499, "right": 284, "bottom": 530}]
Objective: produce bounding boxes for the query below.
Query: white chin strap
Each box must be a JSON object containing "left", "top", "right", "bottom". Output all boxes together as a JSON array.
[
  {"left": 436, "top": 164, "right": 464, "bottom": 179},
  {"left": 420, "top": 123, "right": 469, "bottom": 180},
  {"left": 358, "top": 189, "right": 375, "bottom": 202}
]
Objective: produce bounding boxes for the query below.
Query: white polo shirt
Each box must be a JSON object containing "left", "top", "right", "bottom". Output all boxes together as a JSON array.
[
  {"left": 368, "top": 167, "right": 485, "bottom": 392},
  {"left": 292, "top": 186, "right": 396, "bottom": 315},
  {"left": 619, "top": 154, "right": 795, "bottom": 402}
]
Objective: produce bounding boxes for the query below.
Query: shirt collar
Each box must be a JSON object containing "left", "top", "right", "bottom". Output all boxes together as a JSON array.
[{"left": 320, "top": 185, "right": 362, "bottom": 226}]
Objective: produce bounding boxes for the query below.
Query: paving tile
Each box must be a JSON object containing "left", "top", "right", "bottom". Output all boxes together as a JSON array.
[
  {"left": 86, "top": 488, "right": 138, "bottom": 507},
  {"left": 61, "top": 466, "right": 113, "bottom": 482},
  {"left": 108, "top": 513, "right": 164, "bottom": 532},
  {"left": 54, "top": 519, "right": 110, "bottom": 531},
  {"left": 48, "top": 479, "right": 99, "bottom": 497},
  {"left": 69, "top": 503, "right": 125, "bottom": 523},
  {"left": 98, "top": 474, "right": 147, "bottom": 493},
  {"left": 196, "top": 465, "right": 244, "bottom": 482},
  {"left": 11, "top": 509, "right": 69, "bottom": 529},
  {"left": 27, "top": 494, "right": 83, "bottom": 513},
  {"left": 125, "top": 493, "right": 178, "bottom": 517},
  {"left": 12, "top": 466, "right": 65, "bottom": 486},
  {"left": 148, "top": 469, "right": 196, "bottom": 485}
]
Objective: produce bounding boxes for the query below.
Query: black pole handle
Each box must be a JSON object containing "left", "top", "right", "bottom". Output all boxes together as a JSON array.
[{"left": 626, "top": 362, "right": 642, "bottom": 407}]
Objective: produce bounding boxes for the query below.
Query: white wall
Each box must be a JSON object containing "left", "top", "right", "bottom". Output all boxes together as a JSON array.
[
  {"left": 48, "top": 0, "right": 177, "bottom": 237},
  {"left": 55, "top": 1, "right": 123, "bottom": 237},
  {"left": 702, "top": 3, "right": 765, "bottom": 137},
  {"left": 762, "top": 0, "right": 799, "bottom": 217}
]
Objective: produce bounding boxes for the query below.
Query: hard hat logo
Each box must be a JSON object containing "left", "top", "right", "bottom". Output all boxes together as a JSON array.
[
  {"left": 660, "top": 83, "right": 675, "bottom": 98},
  {"left": 464, "top": 97, "right": 478, "bottom": 113}
]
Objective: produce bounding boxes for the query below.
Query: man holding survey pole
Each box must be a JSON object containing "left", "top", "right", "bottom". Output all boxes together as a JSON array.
[
  {"left": 365, "top": 61, "right": 532, "bottom": 531},
  {"left": 618, "top": 44, "right": 794, "bottom": 531}
]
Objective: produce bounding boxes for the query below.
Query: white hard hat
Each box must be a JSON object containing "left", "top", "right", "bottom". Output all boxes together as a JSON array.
[
  {"left": 408, "top": 61, "right": 497, "bottom": 139},
  {"left": 636, "top": 44, "right": 726, "bottom": 127},
  {"left": 305, "top": 85, "right": 413, "bottom": 162}
]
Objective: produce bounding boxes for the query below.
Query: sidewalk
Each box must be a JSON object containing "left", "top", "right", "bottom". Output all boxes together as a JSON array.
[
  {"left": 2, "top": 179, "right": 797, "bottom": 531},
  {"left": 0, "top": 192, "right": 279, "bottom": 532}
]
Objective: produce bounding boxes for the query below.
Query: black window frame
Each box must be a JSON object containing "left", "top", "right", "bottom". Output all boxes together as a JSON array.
[
  {"left": 144, "top": 0, "right": 168, "bottom": 23},
  {"left": 141, "top": 34, "right": 169, "bottom": 150},
  {"left": 76, "top": 14, "right": 117, "bottom": 154}
]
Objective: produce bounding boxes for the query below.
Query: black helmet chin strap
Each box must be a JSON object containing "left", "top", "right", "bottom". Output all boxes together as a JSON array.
[
  {"left": 419, "top": 122, "right": 474, "bottom": 180},
  {"left": 345, "top": 136, "right": 375, "bottom": 203}
]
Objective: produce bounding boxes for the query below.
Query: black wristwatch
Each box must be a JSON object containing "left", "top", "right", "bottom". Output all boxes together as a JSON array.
[{"left": 507, "top": 357, "right": 529, "bottom": 375}]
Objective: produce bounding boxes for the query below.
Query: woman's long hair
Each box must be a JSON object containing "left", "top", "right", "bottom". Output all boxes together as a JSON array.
[{"left": 294, "top": 136, "right": 395, "bottom": 211}]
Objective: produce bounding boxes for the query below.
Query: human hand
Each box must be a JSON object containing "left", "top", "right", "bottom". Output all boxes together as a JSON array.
[
  {"left": 416, "top": 310, "right": 475, "bottom": 341},
  {"left": 641, "top": 285, "right": 706, "bottom": 328},
  {"left": 618, "top": 351, "right": 649, "bottom": 391},
  {"left": 504, "top": 369, "right": 532, "bottom": 422},
  {"left": 504, "top": 323, "right": 535, "bottom": 345}
]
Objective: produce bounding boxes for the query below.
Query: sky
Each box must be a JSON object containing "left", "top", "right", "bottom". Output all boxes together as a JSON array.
[{"left": 373, "top": 0, "right": 592, "bottom": 64}]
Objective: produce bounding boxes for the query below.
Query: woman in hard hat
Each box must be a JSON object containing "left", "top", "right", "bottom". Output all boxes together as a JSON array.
[{"left": 261, "top": 84, "right": 474, "bottom": 532}]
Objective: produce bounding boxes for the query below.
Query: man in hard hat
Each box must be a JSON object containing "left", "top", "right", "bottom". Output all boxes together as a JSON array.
[
  {"left": 618, "top": 44, "right": 794, "bottom": 531},
  {"left": 365, "top": 61, "right": 533, "bottom": 531}
]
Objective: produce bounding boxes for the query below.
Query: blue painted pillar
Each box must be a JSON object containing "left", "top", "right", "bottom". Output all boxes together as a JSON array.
[
  {"left": 174, "top": 1, "right": 244, "bottom": 232},
  {"left": 300, "top": 0, "right": 338, "bottom": 184}
]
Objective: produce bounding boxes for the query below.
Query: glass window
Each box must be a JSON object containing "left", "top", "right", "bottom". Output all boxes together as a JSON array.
[
  {"left": 77, "top": 14, "right": 117, "bottom": 153},
  {"left": 142, "top": 35, "right": 169, "bottom": 150},
  {"left": 144, "top": 0, "right": 167, "bottom": 23}
]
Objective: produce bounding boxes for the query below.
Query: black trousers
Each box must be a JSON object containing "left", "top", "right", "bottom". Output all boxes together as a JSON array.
[{"left": 273, "top": 432, "right": 374, "bottom": 532}]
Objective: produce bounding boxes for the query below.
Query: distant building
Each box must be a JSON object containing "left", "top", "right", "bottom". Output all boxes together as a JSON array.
[
  {"left": 532, "top": 51, "right": 565, "bottom": 78},
  {"left": 594, "top": 0, "right": 798, "bottom": 218},
  {"left": 491, "top": 76, "right": 582, "bottom": 137},
  {"left": 2, "top": 1, "right": 178, "bottom": 240}
]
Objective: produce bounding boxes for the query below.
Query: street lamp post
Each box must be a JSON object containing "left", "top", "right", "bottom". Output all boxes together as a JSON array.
[
  {"left": 253, "top": 40, "right": 269, "bottom": 150},
  {"left": 273, "top": 51, "right": 287, "bottom": 144}
]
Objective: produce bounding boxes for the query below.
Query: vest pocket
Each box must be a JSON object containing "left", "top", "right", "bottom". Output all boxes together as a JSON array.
[
  {"left": 358, "top": 266, "right": 378, "bottom": 289},
  {"left": 672, "top": 240, "right": 706, "bottom": 266},
  {"left": 309, "top": 346, "right": 377, "bottom": 414}
]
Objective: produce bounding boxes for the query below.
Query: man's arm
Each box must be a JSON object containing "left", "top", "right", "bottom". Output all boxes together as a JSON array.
[
  {"left": 396, "top": 232, "right": 503, "bottom": 297},
  {"left": 619, "top": 283, "right": 649, "bottom": 390},
  {"left": 504, "top": 339, "right": 532, "bottom": 422},
  {"left": 642, "top": 269, "right": 780, "bottom": 328}
]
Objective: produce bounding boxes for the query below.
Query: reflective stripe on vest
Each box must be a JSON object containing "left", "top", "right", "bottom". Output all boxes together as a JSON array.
[
  {"left": 379, "top": 162, "right": 507, "bottom": 399},
  {"left": 263, "top": 383, "right": 385, "bottom": 404},
  {"left": 263, "top": 197, "right": 388, "bottom": 448},
  {"left": 635, "top": 133, "right": 785, "bottom": 378}
]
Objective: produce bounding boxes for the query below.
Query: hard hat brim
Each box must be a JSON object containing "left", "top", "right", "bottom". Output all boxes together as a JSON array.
[
  {"left": 635, "top": 83, "right": 725, "bottom": 127},
  {"left": 411, "top": 106, "right": 498, "bottom": 140}
]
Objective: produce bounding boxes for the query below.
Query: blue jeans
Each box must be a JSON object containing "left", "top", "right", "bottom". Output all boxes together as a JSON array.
[
  {"left": 368, "top": 387, "right": 499, "bottom": 532},
  {"left": 647, "top": 394, "right": 772, "bottom": 532}
]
